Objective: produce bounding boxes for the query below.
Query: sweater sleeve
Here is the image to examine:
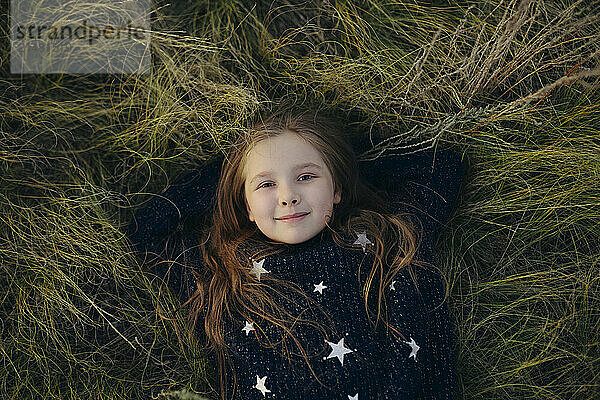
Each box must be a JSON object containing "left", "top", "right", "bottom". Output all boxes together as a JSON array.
[
  {"left": 126, "top": 159, "right": 221, "bottom": 302},
  {"left": 358, "top": 148, "right": 465, "bottom": 243}
]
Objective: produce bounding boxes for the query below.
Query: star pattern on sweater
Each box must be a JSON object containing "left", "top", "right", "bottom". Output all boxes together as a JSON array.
[
  {"left": 314, "top": 281, "right": 328, "bottom": 294},
  {"left": 404, "top": 337, "right": 420, "bottom": 361},
  {"left": 250, "top": 259, "right": 270, "bottom": 281},
  {"left": 324, "top": 335, "right": 355, "bottom": 366},
  {"left": 353, "top": 233, "right": 372, "bottom": 253},
  {"left": 390, "top": 280, "right": 397, "bottom": 291},
  {"left": 242, "top": 321, "right": 255, "bottom": 336},
  {"left": 254, "top": 375, "right": 271, "bottom": 396},
  {"left": 348, "top": 394, "right": 359, "bottom": 400}
]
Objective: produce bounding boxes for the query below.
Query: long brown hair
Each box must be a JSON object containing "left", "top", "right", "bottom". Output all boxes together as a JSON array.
[{"left": 183, "top": 112, "right": 426, "bottom": 400}]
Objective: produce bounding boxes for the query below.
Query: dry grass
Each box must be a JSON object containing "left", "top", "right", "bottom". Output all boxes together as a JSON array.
[{"left": 1, "top": 0, "right": 599, "bottom": 398}]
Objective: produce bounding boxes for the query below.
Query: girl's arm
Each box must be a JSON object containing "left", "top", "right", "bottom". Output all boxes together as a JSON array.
[
  {"left": 127, "top": 160, "right": 221, "bottom": 255},
  {"left": 126, "top": 159, "right": 221, "bottom": 301},
  {"left": 358, "top": 148, "right": 465, "bottom": 242}
]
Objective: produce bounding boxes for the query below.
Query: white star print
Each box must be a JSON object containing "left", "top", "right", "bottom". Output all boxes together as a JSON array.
[
  {"left": 324, "top": 336, "right": 355, "bottom": 366},
  {"left": 353, "top": 232, "right": 373, "bottom": 253},
  {"left": 254, "top": 375, "right": 271, "bottom": 397},
  {"left": 314, "top": 281, "right": 328, "bottom": 294},
  {"left": 348, "top": 394, "right": 359, "bottom": 400},
  {"left": 249, "top": 259, "right": 270, "bottom": 281},
  {"left": 242, "top": 321, "right": 255, "bottom": 336},
  {"left": 404, "top": 337, "right": 420, "bottom": 361}
]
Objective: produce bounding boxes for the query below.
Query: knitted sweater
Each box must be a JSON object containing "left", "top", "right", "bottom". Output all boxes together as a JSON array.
[{"left": 127, "top": 148, "right": 465, "bottom": 400}]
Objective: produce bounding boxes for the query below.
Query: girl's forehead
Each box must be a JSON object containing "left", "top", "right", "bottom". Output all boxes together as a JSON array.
[
  {"left": 246, "top": 132, "right": 320, "bottom": 162},
  {"left": 242, "top": 132, "right": 329, "bottom": 178}
]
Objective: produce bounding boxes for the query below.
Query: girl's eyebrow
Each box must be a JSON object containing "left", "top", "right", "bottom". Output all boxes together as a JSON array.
[{"left": 250, "top": 162, "right": 322, "bottom": 184}]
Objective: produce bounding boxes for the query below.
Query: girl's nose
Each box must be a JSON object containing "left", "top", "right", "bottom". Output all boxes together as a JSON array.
[{"left": 280, "top": 186, "right": 300, "bottom": 206}]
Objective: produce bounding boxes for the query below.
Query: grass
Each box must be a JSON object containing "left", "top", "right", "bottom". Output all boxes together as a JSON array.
[{"left": 1, "top": 0, "right": 599, "bottom": 398}]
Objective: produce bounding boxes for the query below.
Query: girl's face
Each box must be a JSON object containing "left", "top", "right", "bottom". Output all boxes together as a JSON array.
[{"left": 243, "top": 130, "right": 341, "bottom": 244}]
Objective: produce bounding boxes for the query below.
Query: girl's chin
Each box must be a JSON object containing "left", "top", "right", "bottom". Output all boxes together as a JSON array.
[{"left": 265, "top": 232, "right": 314, "bottom": 245}]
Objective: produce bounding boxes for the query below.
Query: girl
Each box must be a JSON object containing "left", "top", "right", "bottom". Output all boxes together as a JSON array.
[{"left": 128, "top": 112, "right": 464, "bottom": 399}]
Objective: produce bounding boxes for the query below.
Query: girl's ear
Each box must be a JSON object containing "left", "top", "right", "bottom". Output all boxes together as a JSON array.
[{"left": 333, "top": 188, "right": 341, "bottom": 205}]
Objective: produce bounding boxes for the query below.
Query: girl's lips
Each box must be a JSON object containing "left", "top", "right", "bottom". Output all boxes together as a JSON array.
[{"left": 276, "top": 212, "right": 309, "bottom": 222}]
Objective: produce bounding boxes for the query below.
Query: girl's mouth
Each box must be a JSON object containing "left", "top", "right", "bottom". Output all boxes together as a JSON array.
[{"left": 276, "top": 212, "right": 310, "bottom": 222}]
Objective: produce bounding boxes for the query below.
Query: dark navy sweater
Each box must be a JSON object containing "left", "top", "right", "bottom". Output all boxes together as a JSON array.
[{"left": 128, "top": 148, "right": 465, "bottom": 400}]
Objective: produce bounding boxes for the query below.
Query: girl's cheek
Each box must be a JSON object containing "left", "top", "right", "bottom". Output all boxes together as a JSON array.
[{"left": 258, "top": 193, "right": 275, "bottom": 212}]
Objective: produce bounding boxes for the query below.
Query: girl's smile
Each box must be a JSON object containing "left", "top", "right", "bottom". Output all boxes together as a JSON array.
[
  {"left": 243, "top": 130, "right": 341, "bottom": 244},
  {"left": 276, "top": 212, "right": 310, "bottom": 222}
]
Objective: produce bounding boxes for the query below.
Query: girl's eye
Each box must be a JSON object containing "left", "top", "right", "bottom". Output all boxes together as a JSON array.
[{"left": 257, "top": 175, "right": 315, "bottom": 189}]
